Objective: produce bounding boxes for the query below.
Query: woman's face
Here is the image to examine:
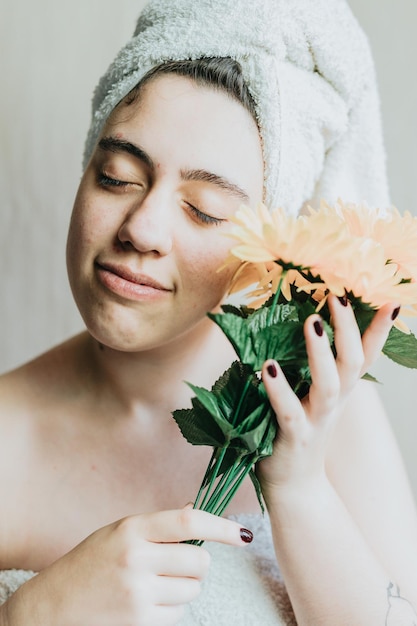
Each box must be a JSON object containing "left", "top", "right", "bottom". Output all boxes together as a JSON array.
[{"left": 66, "top": 74, "right": 264, "bottom": 352}]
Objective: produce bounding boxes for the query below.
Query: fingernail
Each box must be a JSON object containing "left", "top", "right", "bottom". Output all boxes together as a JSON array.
[
  {"left": 337, "top": 294, "right": 348, "bottom": 307},
  {"left": 391, "top": 306, "right": 400, "bottom": 321},
  {"left": 267, "top": 363, "right": 277, "bottom": 378},
  {"left": 240, "top": 528, "right": 253, "bottom": 543},
  {"left": 313, "top": 319, "right": 324, "bottom": 337}
]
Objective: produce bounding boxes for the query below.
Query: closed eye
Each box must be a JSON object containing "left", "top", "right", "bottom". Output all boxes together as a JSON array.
[
  {"left": 97, "top": 173, "right": 129, "bottom": 188},
  {"left": 185, "top": 202, "right": 225, "bottom": 226}
]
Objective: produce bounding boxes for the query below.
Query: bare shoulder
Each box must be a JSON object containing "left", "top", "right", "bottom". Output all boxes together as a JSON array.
[
  {"left": 0, "top": 332, "right": 91, "bottom": 409},
  {"left": 0, "top": 331, "right": 93, "bottom": 483},
  {"left": 0, "top": 333, "right": 92, "bottom": 566}
]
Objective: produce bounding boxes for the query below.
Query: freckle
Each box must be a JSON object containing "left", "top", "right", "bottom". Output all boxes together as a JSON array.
[{"left": 98, "top": 343, "right": 104, "bottom": 351}]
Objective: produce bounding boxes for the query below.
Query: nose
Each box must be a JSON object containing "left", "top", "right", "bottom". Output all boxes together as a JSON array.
[{"left": 117, "top": 189, "right": 173, "bottom": 256}]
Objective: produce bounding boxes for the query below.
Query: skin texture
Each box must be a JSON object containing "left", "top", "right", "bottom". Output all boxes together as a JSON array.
[
  {"left": 0, "top": 75, "right": 417, "bottom": 625},
  {"left": 66, "top": 75, "right": 263, "bottom": 354}
]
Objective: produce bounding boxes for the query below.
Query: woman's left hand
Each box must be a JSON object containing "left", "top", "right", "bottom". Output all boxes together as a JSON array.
[{"left": 257, "top": 295, "right": 399, "bottom": 500}]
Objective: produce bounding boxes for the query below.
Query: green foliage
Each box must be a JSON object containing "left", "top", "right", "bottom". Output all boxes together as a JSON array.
[
  {"left": 172, "top": 285, "right": 417, "bottom": 534},
  {"left": 208, "top": 301, "right": 332, "bottom": 372},
  {"left": 172, "top": 360, "right": 277, "bottom": 486},
  {"left": 382, "top": 327, "right": 417, "bottom": 368}
]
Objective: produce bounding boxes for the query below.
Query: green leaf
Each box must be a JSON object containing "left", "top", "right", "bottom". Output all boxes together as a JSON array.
[
  {"left": 209, "top": 303, "right": 333, "bottom": 374},
  {"left": 173, "top": 361, "right": 272, "bottom": 454},
  {"left": 249, "top": 469, "right": 265, "bottom": 513},
  {"left": 208, "top": 307, "right": 306, "bottom": 371},
  {"left": 251, "top": 323, "right": 306, "bottom": 370},
  {"left": 351, "top": 303, "right": 376, "bottom": 335},
  {"left": 234, "top": 412, "right": 272, "bottom": 454},
  {"left": 287, "top": 298, "right": 317, "bottom": 323},
  {"left": 214, "top": 446, "right": 244, "bottom": 477},
  {"left": 211, "top": 361, "right": 255, "bottom": 424},
  {"left": 172, "top": 407, "right": 225, "bottom": 447},
  {"left": 188, "top": 384, "right": 225, "bottom": 423},
  {"left": 220, "top": 303, "right": 254, "bottom": 318},
  {"left": 382, "top": 327, "right": 417, "bottom": 368},
  {"left": 361, "top": 372, "right": 381, "bottom": 384}
]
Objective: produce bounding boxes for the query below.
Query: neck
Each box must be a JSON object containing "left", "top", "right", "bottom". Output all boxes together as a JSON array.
[{"left": 83, "top": 316, "right": 236, "bottom": 420}]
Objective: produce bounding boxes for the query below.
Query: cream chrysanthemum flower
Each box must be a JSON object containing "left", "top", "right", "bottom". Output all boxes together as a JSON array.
[
  {"left": 226, "top": 201, "right": 417, "bottom": 321},
  {"left": 229, "top": 203, "right": 345, "bottom": 270},
  {"left": 333, "top": 200, "right": 417, "bottom": 282}
]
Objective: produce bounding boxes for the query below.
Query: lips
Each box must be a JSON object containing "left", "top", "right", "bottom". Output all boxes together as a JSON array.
[{"left": 95, "top": 261, "right": 172, "bottom": 300}]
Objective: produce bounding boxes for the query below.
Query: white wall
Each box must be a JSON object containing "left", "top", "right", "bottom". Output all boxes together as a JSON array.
[
  {"left": 1, "top": 1, "right": 416, "bottom": 495},
  {"left": 347, "top": 0, "right": 417, "bottom": 496}
]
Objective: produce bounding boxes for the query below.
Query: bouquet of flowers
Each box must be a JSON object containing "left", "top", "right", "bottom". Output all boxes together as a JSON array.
[{"left": 173, "top": 200, "right": 417, "bottom": 541}]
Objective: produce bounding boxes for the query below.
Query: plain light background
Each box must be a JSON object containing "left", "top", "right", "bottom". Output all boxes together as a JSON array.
[{"left": 1, "top": 1, "right": 416, "bottom": 495}]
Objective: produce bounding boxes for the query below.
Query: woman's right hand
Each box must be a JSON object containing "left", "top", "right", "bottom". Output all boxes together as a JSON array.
[{"left": 4, "top": 508, "right": 251, "bottom": 626}]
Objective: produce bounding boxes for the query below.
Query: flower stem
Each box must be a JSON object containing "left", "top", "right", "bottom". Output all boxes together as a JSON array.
[
  {"left": 193, "top": 450, "right": 217, "bottom": 509},
  {"left": 212, "top": 456, "right": 256, "bottom": 516},
  {"left": 200, "top": 455, "right": 243, "bottom": 514},
  {"left": 232, "top": 377, "right": 252, "bottom": 426},
  {"left": 191, "top": 271, "right": 287, "bottom": 535},
  {"left": 198, "top": 445, "right": 229, "bottom": 510},
  {"left": 267, "top": 271, "right": 287, "bottom": 324}
]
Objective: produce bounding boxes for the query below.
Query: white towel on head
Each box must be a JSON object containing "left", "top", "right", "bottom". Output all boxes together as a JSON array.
[{"left": 83, "top": 0, "right": 390, "bottom": 216}]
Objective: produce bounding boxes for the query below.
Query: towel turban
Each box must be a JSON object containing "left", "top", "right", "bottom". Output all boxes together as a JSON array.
[{"left": 83, "top": 0, "right": 390, "bottom": 216}]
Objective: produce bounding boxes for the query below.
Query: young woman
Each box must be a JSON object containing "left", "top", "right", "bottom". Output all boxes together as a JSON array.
[{"left": 1, "top": 1, "right": 417, "bottom": 624}]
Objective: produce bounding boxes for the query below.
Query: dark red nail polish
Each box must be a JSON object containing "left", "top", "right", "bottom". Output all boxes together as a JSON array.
[
  {"left": 240, "top": 528, "right": 253, "bottom": 543},
  {"left": 338, "top": 294, "right": 348, "bottom": 307},
  {"left": 267, "top": 363, "right": 277, "bottom": 378},
  {"left": 313, "top": 319, "right": 324, "bottom": 337},
  {"left": 391, "top": 306, "right": 400, "bottom": 321}
]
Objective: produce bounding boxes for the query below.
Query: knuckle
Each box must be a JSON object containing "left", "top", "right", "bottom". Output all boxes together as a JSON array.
[
  {"left": 112, "top": 517, "right": 148, "bottom": 571},
  {"left": 319, "top": 382, "right": 340, "bottom": 409},
  {"left": 353, "top": 353, "right": 365, "bottom": 373},
  {"left": 114, "top": 515, "right": 137, "bottom": 538},
  {"left": 338, "top": 352, "right": 364, "bottom": 374},
  {"left": 177, "top": 507, "right": 196, "bottom": 536}
]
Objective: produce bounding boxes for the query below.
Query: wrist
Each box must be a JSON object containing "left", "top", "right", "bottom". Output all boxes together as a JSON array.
[{"left": 261, "top": 471, "right": 335, "bottom": 513}]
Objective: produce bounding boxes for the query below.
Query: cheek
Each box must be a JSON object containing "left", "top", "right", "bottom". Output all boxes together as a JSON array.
[
  {"left": 181, "top": 239, "right": 237, "bottom": 302},
  {"left": 68, "top": 197, "right": 110, "bottom": 255}
]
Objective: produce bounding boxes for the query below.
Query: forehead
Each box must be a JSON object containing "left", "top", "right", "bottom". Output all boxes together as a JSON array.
[
  {"left": 102, "top": 74, "right": 264, "bottom": 202},
  {"left": 107, "top": 73, "right": 259, "bottom": 139}
]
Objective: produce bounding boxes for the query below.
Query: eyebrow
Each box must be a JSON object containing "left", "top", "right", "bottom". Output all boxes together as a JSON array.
[
  {"left": 180, "top": 169, "right": 250, "bottom": 202},
  {"left": 98, "top": 135, "right": 250, "bottom": 202},
  {"left": 98, "top": 136, "right": 154, "bottom": 170}
]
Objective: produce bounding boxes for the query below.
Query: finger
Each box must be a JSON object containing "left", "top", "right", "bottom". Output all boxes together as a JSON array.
[
  {"left": 327, "top": 294, "right": 364, "bottom": 390},
  {"left": 303, "top": 314, "right": 340, "bottom": 418},
  {"left": 262, "top": 359, "right": 305, "bottom": 441},
  {"left": 361, "top": 303, "right": 399, "bottom": 374},
  {"left": 149, "top": 543, "right": 211, "bottom": 579},
  {"left": 135, "top": 509, "right": 253, "bottom": 546},
  {"left": 154, "top": 575, "right": 202, "bottom": 606},
  {"left": 146, "top": 604, "right": 185, "bottom": 625}
]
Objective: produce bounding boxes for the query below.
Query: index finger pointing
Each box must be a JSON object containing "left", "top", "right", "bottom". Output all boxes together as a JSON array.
[{"left": 136, "top": 509, "right": 253, "bottom": 546}]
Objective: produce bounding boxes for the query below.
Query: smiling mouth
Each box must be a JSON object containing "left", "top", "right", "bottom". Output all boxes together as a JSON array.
[{"left": 95, "top": 262, "right": 172, "bottom": 301}]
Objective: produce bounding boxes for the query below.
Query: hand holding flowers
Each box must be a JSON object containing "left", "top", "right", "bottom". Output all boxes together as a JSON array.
[
  {"left": 258, "top": 295, "right": 398, "bottom": 504},
  {"left": 173, "top": 200, "right": 417, "bottom": 528}
]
